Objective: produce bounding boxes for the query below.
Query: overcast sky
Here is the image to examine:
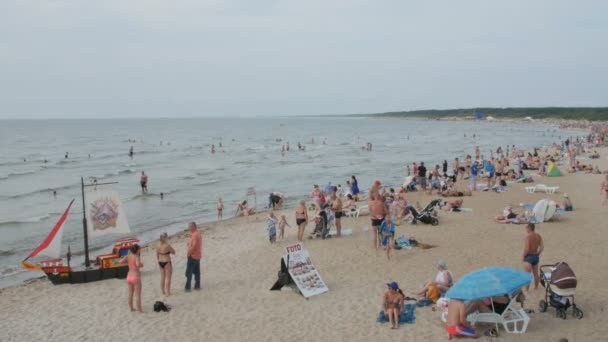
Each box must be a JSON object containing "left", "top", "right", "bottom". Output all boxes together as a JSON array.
[{"left": 1, "top": 0, "right": 606, "bottom": 119}]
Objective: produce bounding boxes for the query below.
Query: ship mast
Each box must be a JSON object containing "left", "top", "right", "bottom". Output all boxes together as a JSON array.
[{"left": 81, "top": 177, "right": 91, "bottom": 267}]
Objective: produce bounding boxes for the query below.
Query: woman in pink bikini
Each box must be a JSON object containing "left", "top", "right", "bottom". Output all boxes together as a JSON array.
[{"left": 121, "top": 244, "right": 144, "bottom": 313}]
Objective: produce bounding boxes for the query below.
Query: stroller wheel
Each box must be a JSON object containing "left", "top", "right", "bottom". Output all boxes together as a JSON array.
[
  {"left": 573, "top": 305, "right": 584, "bottom": 319},
  {"left": 539, "top": 300, "right": 548, "bottom": 313},
  {"left": 557, "top": 309, "right": 567, "bottom": 320},
  {"left": 431, "top": 218, "right": 439, "bottom": 226}
]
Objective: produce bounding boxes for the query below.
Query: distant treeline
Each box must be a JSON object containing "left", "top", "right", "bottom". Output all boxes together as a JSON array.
[{"left": 364, "top": 107, "right": 608, "bottom": 121}]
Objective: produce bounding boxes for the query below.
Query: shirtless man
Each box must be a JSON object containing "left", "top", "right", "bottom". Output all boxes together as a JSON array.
[
  {"left": 368, "top": 189, "right": 386, "bottom": 249},
  {"left": 522, "top": 223, "right": 544, "bottom": 291},
  {"left": 602, "top": 175, "right": 608, "bottom": 205},
  {"left": 140, "top": 171, "right": 148, "bottom": 193},
  {"left": 464, "top": 155, "right": 472, "bottom": 177},
  {"left": 445, "top": 299, "right": 479, "bottom": 339},
  {"left": 331, "top": 192, "right": 343, "bottom": 237},
  {"left": 495, "top": 159, "right": 505, "bottom": 182}
]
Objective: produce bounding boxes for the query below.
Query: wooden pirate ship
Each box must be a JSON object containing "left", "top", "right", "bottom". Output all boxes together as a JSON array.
[{"left": 22, "top": 178, "right": 139, "bottom": 284}]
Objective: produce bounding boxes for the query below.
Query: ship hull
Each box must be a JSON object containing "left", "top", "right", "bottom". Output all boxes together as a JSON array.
[{"left": 44, "top": 265, "right": 129, "bottom": 285}]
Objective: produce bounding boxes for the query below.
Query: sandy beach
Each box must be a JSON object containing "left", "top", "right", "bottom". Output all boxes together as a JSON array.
[{"left": 2, "top": 146, "right": 608, "bottom": 342}]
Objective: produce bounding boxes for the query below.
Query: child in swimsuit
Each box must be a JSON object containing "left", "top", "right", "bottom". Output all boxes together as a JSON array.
[{"left": 278, "top": 215, "right": 290, "bottom": 240}]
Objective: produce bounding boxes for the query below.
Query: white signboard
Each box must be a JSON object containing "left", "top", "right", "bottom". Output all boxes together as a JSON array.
[{"left": 284, "top": 243, "right": 328, "bottom": 298}]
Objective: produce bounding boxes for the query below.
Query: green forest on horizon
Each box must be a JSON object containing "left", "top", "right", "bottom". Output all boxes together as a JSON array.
[{"left": 362, "top": 107, "right": 608, "bottom": 121}]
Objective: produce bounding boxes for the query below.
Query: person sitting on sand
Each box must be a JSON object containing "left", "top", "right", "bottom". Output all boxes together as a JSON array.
[
  {"left": 590, "top": 150, "right": 600, "bottom": 159},
  {"left": 237, "top": 200, "right": 255, "bottom": 216},
  {"left": 157, "top": 233, "right": 175, "bottom": 296},
  {"left": 415, "top": 261, "right": 453, "bottom": 299},
  {"left": 383, "top": 282, "right": 405, "bottom": 329},
  {"left": 442, "top": 199, "right": 464, "bottom": 211},
  {"left": 342, "top": 194, "right": 357, "bottom": 212},
  {"left": 445, "top": 298, "right": 479, "bottom": 339}
]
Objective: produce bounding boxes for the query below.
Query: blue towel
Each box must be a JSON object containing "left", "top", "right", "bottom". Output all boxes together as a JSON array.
[{"left": 376, "top": 304, "right": 416, "bottom": 324}]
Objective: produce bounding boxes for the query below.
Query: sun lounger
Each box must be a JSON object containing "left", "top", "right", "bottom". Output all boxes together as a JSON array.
[
  {"left": 524, "top": 184, "right": 559, "bottom": 194},
  {"left": 467, "top": 293, "right": 530, "bottom": 334}
]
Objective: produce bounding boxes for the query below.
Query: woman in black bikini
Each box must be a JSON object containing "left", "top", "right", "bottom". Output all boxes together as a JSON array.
[
  {"left": 157, "top": 233, "right": 176, "bottom": 296},
  {"left": 295, "top": 200, "right": 308, "bottom": 242}
]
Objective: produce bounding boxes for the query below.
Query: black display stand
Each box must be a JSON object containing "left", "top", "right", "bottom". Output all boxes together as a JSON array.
[{"left": 270, "top": 257, "right": 294, "bottom": 291}]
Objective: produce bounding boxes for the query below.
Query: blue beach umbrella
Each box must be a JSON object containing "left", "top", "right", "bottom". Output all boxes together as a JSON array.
[{"left": 446, "top": 267, "right": 532, "bottom": 301}]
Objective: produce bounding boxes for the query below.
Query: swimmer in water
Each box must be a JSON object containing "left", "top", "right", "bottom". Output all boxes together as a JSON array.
[
  {"left": 160, "top": 192, "right": 164, "bottom": 200},
  {"left": 211, "top": 144, "right": 215, "bottom": 154},
  {"left": 129, "top": 146, "right": 134, "bottom": 158},
  {"left": 65, "top": 152, "right": 69, "bottom": 159}
]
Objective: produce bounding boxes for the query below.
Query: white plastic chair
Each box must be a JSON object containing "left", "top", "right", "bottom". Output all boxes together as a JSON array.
[
  {"left": 535, "top": 184, "right": 548, "bottom": 193},
  {"left": 525, "top": 186, "right": 536, "bottom": 194},
  {"left": 344, "top": 208, "right": 360, "bottom": 219}
]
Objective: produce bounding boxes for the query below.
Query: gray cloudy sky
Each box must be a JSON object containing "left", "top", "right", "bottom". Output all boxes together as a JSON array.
[{"left": 1, "top": 0, "right": 606, "bottom": 118}]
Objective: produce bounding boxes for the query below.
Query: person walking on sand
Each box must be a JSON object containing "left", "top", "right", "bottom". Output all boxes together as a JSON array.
[
  {"left": 330, "top": 192, "right": 343, "bottom": 237},
  {"left": 157, "top": 233, "right": 175, "bottom": 296},
  {"left": 295, "top": 200, "right": 308, "bottom": 242},
  {"left": 369, "top": 188, "right": 386, "bottom": 249},
  {"left": 522, "top": 223, "right": 543, "bottom": 291},
  {"left": 120, "top": 244, "right": 143, "bottom": 313},
  {"left": 217, "top": 197, "right": 224, "bottom": 220},
  {"left": 185, "top": 222, "right": 202, "bottom": 291},
  {"left": 602, "top": 175, "right": 608, "bottom": 205},
  {"left": 140, "top": 171, "right": 148, "bottom": 193}
]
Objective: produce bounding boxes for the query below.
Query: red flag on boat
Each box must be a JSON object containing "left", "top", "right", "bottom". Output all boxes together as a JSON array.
[{"left": 22, "top": 199, "right": 74, "bottom": 270}]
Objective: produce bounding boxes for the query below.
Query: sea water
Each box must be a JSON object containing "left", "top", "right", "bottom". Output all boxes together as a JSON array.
[{"left": 0, "top": 117, "right": 580, "bottom": 287}]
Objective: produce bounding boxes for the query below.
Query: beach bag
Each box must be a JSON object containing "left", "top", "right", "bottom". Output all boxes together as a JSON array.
[
  {"left": 425, "top": 284, "right": 440, "bottom": 303},
  {"left": 551, "top": 262, "right": 577, "bottom": 289},
  {"left": 153, "top": 301, "right": 170, "bottom": 312}
]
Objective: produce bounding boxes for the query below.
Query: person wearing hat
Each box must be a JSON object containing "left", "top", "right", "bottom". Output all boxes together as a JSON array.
[{"left": 383, "top": 281, "right": 405, "bottom": 329}]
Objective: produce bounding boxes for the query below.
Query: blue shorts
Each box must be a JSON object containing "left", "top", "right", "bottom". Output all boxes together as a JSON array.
[{"left": 524, "top": 254, "right": 539, "bottom": 266}]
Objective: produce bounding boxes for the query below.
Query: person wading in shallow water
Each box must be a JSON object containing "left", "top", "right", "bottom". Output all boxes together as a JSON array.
[{"left": 140, "top": 171, "right": 148, "bottom": 193}]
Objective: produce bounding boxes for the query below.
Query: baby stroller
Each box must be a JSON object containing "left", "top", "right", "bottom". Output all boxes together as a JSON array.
[
  {"left": 310, "top": 209, "right": 331, "bottom": 239},
  {"left": 408, "top": 199, "right": 441, "bottom": 226},
  {"left": 539, "top": 262, "right": 583, "bottom": 319}
]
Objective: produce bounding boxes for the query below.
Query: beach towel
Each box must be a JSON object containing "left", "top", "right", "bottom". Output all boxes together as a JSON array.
[
  {"left": 376, "top": 304, "right": 416, "bottom": 324},
  {"left": 455, "top": 208, "right": 473, "bottom": 212}
]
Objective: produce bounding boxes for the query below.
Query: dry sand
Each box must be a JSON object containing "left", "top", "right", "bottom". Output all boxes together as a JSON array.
[{"left": 1, "top": 149, "right": 608, "bottom": 342}]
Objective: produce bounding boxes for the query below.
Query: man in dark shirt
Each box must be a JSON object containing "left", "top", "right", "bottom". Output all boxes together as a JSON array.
[{"left": 417, "top": 162, "right": 427, "bottom": 190}]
